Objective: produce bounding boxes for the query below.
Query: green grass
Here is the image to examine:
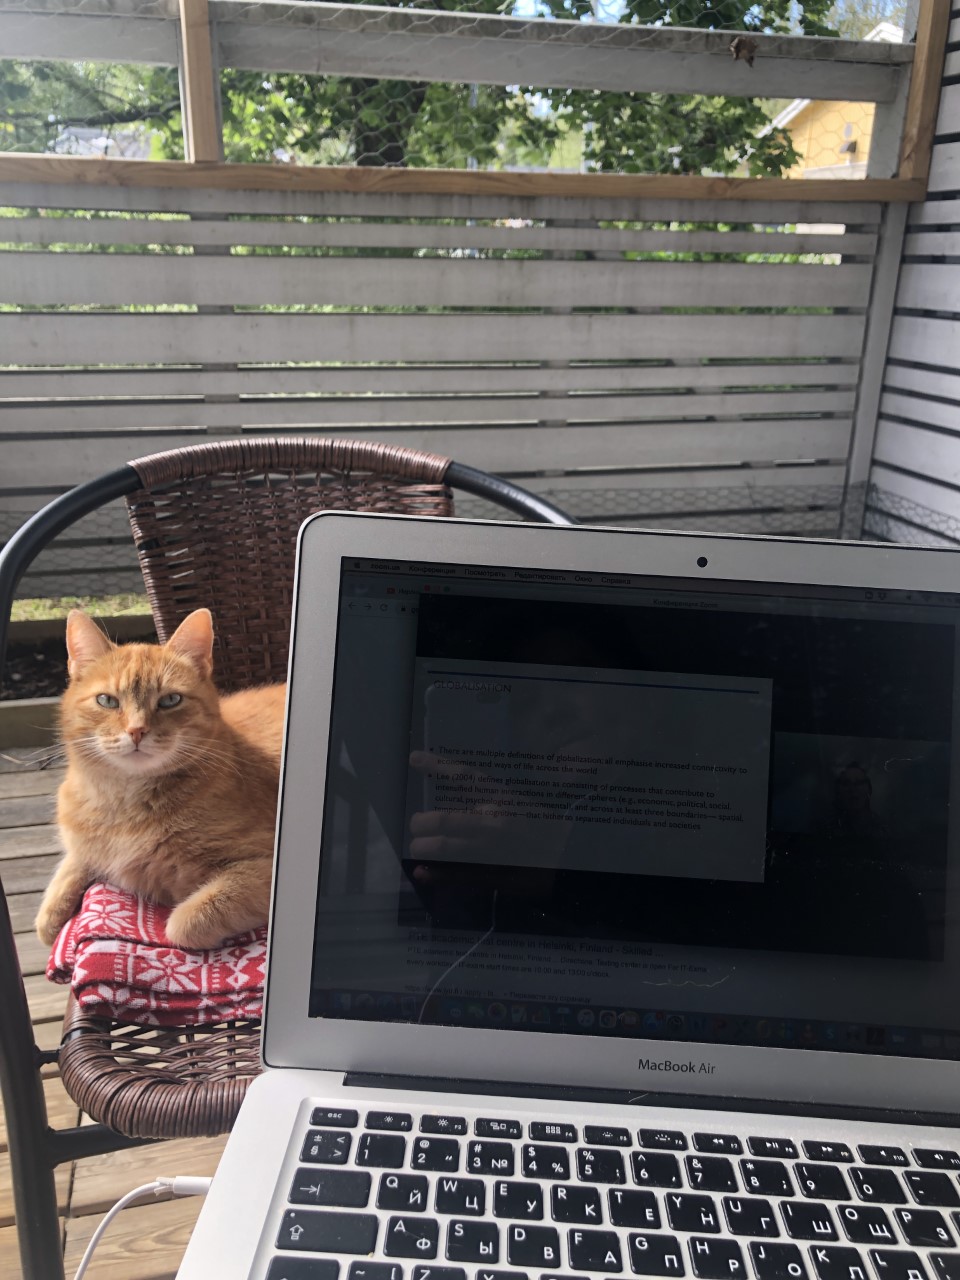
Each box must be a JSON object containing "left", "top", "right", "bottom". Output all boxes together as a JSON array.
[{"left": 12, "top": 593, "right": 151, "bottom": 621}]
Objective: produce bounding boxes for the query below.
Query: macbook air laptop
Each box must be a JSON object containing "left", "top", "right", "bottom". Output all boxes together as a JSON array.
[{"left": 178, "top": 512, "right": 960, "bottom": 1280}]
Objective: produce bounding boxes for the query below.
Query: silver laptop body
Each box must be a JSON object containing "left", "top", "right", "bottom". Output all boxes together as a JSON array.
[{"left": 178, "top": 513, "right": 960, "bottom": 1280}]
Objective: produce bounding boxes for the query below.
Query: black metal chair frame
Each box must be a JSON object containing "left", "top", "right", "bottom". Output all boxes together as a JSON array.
[{"left": 0, "top": 457, "right": 572, "bottom": 1280}]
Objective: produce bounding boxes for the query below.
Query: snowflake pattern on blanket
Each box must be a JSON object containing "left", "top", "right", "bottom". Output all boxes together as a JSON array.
[{"left": 46, "top": 882, "right": 267, "bottom": 1027}]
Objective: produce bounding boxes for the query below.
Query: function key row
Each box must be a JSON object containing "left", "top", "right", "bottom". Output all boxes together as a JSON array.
[{"left": 307, "top": 1112, "right": 957, "bottom": 1170}]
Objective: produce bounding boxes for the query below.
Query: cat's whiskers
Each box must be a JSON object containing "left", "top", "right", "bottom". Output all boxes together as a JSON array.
[{"left": 171, "top": 739, "right": 244, "bottom": 781}]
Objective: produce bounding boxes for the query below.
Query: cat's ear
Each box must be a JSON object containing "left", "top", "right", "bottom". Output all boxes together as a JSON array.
[
  {"left": 65, "top": 610, "right": 113, "bottom": 679},
  {"left": 165, "top": 608, "right": 214, "bottom": 679}
]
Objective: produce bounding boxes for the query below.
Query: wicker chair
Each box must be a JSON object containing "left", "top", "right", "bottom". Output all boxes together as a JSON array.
[{"left": 0, "top": 436, "right": 573, "bottom": 1280}]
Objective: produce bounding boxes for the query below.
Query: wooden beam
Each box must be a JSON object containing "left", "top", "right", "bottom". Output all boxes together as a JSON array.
[
  {"left": 178, "top": 0, "right": 222, "bottom": 163},
  {"left": 0, "top": 154, "right": 926, "bottom": 203},
  {"left": 898, "top": 0, "right": 952, "bottom": 182},
  {"left": 211, "top": 1, "right": 912, "bottom": 103}
]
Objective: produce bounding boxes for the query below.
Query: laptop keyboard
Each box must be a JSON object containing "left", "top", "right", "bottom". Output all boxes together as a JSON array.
[{"left": 266, "top": 1107, "right": 960, "bottom": 1280}]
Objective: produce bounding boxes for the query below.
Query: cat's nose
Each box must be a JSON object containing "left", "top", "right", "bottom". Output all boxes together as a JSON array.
[{"left": 128, "top": 727, "right": 147, "bottom": 747}]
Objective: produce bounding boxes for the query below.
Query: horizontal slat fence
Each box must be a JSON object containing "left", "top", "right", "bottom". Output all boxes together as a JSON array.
[
  {"left": 867, "top": 8, "right": 960, "bottom": 547},
  {"left": 0, "top": 182, "right": 882, "bottom": 595}
]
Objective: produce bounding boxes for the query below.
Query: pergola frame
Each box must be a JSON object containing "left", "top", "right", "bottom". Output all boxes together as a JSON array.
[{"left": 0, "top": 0, "right": 951, "bottom": 202}]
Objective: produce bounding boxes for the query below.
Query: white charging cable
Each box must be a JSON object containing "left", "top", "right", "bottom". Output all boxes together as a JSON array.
[{"left": 72, "top": 1175, "right": 212, "bottom": 1280}]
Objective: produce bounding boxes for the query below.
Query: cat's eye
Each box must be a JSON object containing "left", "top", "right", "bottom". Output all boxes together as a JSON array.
[
  {"left": 157, "top": 693, "right": 182, "bottom": 709},
  {"left": 95, "top": 694, "right": 119, "bottom": 709}
]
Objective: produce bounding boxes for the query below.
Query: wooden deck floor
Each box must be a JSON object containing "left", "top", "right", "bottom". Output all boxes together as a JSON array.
[{"left": 0, "top": 744, "right": 227, "bottom": 1280}]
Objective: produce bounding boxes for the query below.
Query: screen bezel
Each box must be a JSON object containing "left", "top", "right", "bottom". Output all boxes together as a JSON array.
[{"left": 263, "top": 512, "right": 960, "bottom": 1114}]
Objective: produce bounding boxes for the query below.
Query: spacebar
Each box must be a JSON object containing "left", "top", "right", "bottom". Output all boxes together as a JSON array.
[{"left": 277, "top": 1209, "right": 379, "bottom": 1253}]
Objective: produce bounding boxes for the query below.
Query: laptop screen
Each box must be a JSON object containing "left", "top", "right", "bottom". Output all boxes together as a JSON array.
[{"left": 308, "top": 555, "right": 960, "bottom": 1062}]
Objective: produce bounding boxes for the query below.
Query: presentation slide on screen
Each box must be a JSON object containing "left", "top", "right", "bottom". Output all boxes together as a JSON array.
[{"left": 403, "top": 659, "right": 773, "bottom": 883}]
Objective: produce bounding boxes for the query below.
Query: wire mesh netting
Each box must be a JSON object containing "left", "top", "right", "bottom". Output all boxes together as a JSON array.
[
  {"left": 10, "top": 484, "right": 960, "bottom": 605},
  {"left": 0, "top": 0, "right": 912, "bottom": 176}
]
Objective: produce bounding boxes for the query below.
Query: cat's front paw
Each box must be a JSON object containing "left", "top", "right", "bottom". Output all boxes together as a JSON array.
[
  {"left": 35, "top": 898, "right": 73, "bottom": 946},
  {"left": 165, "top": 904, "right": 228, "bottom": 951}
]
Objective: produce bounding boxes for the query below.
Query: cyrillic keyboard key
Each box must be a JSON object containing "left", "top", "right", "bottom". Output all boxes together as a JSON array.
[
  {"left": 931, "top": 1254, "right": 960, "bottom": 1280},
  {"left": 858, "top": 1148, "right": 907, "bottom": 1168},
  {"left": 666, "top": 1193, "right": 721, "bottom": 1234},
  {"left": 868, "top": 1248, "right": 929, "bottom": 1280},
  {"left": 301, "top": 1130, "right": 352, "bottom": 1165},
  {"left": 849, "top": 1169, "right": 906, "bottom": 1205},
  {"left": 506, "top": 1224, "right": 561, "bottom": 1268},
  {"left": 640, "top": 1130, "right": 686, "bottom": 1151},
  {"left": 378, "top": 1174, "right": 430, "bottom": 1212},
  {"left": 468, "top": 1141, "right": 515, "bottom": 1176},
  {"left": 780, "top": 1201, "right": 838, "bottom": 1241},
  {"left": 750, "top": 1140, "right": 799, "bottom": 1160},
  {"left": 722, "top": 1196, "right": 779, "bottom": 1237},
  {"left": 609, "top": 1189, "right": 660, "bottom": 1229},
  {"left": 568, "top": 1228, "right": 623, "bottom": 1272},
  {"left": 412, "top": 1137, "right": 460, "bottom": 1172},
  {"left": 311, "top": 1108, "right": 359, "bottom": 1128},
  {"left": 290, "top": 1169, "right": 371, "bottom": 1207},
  {"left": 494, "top": 1181, "right": 543, "bottom": 1221},
  {"left": 836, "top": 1204, "right": 896, "bottom": 1244},
  {"left": 750, "top": 1242, "right": 808, "bottom": 1280},
  {"left": 421, "top": 1116, "right": 467, "bottom": 1136},
  {"left": 447, "top": 1219, "right": 500, "bottom": 1264},
  {"left": 267, "top": 1260, "right": 339, "bottom": 1280},
  {"left": 356, "top": 1134, "right": 406, "bottom": 1169},
  {"left": 628, "top": 1232, "right": 685, "bottom": 1276},
  {"left": 796, "top": 1165, "right": 850, "bottom": 1202},
  {"left": 741, "top": 1160, "right": 794, "bottom": 1198},
  {"left": 808, "top": 1245, "right": 864, "bottom": 1280},
  {"left": 476, "top": 1119, "right": 523, "bottom": 1139},
  {"left": 577, "top": 1148, "right": 625, "bottom": 1184},
  {"left": 474, "top": 1271, "right": 525, "bottom": 1280},
  {"left": 584, "top": 1126, "right": 632, "bottom": 1147},
  {"left": 530, "top": 1123, "right": 577, "bottom": 1144},
  {"left": 688, "top": 1236, "right": 744, "bottom": 1280},
  {"left": 895, "top": 1208, "right": 954, "bottom": 1246},
  {"left": 522, "top": 1145, "right": 569, "bottom": 1180},
  {"left": 434, "top": 1177, "right": 485, "bottom": 1216},
  {"left": 693, "top": 1134, "right": 743, "bottom": 1156},
  {"left": 366, "top": 1112, "right": 412, "bottom": 1131},
  {"left": 805, "top": 1144, "right": 853, "bottom": 1164},
  {"left": 685, "top": 1156, "right": 737, "bottom": 1193},
  {"left": 413, "top": 1269, "right": 466, "bottom": 1280},
  {"left": 905, "top": 1173, "right": 960, "bottom": 1208},
  {"left": 384, "top": 1215, "right": 439, "bottom": 1258},
  {"left": 915, "top": 1152, "right": 960, "bottom": 1171},
  {"left": 632, "top": 1152, "right": 682, "bottom": 1189},
  {"left": 552, "top": 1185, "right": 603, "bottom": 1224},
  {"left": 277, "top": 1210, "right": 378, "bottom": 1254}
]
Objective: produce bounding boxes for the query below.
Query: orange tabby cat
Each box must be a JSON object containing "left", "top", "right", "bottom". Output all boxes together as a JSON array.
[{"left": 35, "top": 608, "right": 286, "bottom": 950}]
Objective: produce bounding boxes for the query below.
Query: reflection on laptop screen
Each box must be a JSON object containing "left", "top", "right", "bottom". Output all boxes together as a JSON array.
[{"left": 309, "top": 557, "right": 959, "bottom": 1062}]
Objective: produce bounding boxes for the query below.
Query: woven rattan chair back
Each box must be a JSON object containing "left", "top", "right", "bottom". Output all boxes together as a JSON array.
[
  {"left": 0, "top": 439, "right": 572, "bottom": 1280},
  {"left": 126, "top": 437, "right": 454, "bottom": 691}
]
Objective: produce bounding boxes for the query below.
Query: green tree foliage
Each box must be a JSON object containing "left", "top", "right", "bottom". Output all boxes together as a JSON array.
[
  {"left": 1, "top": 0, "right": 841, "bottom": 175},
  {"left": 0, "top": 60, "right": 180, "bottom": 155}
]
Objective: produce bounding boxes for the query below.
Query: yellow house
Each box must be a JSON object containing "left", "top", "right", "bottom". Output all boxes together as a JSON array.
[{"left": 770, "top": 22, "right": 903, "bottom": 178}]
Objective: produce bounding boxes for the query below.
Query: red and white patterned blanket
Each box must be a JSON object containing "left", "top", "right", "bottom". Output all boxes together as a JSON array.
[{"left": 46, "top": 882, "right": 267, "bottom": 1027}]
